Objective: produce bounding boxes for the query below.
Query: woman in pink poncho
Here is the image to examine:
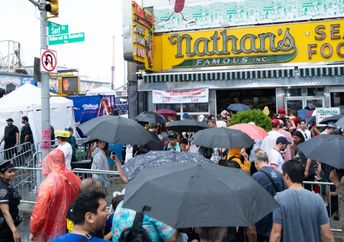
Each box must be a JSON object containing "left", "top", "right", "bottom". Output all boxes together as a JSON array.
[{"left": 30, "top": 149, "right": 81, "bottom": 242}]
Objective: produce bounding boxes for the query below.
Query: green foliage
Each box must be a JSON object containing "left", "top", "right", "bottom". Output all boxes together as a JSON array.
[{"left": 229, "top": 109, "right": 272, "bottom": 131}]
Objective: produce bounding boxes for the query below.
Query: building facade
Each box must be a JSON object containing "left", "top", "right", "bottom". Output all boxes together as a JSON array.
[{"left": 124, "top": 0, "right": 344, "bottom": 118}]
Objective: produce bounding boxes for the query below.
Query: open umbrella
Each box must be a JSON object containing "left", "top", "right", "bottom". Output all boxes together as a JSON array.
[
  {"left": 297, "top": 109, "right": 310, "bottom": 121},
  {"left": 191, "top": 128, "right": 254, "bottom": 148},
  {"left": 229, "top": 124, "right": 268, "bottom": 140},
  {"left": 123, "top": 163, "right": 279, "bottom": 228},
  {"left": 297, "top": 134, "right": 344, "bottom": 169},
  {"left": 135, "top": 111, "right": 166, "bottom": 124},
  {"left": 79, "top": 116, "right": 153, "bottom": 145},
  {"left": 166, "top": 120, "right": 208, "bottom": 132},
  {"left": 227, "top": 103, "right": 250, "bottom": 112},
  {"left": 336, "top": 116, "right": 344, "bottom": 129},
  {"left": 157, "top": 109, "right": 177, "bottom": 116},
  {"left": 122, "top": 150, "right": 213, "bottom": 180},
  {"left": 319, "top": 114, "right": 344, "bottom": 124}
]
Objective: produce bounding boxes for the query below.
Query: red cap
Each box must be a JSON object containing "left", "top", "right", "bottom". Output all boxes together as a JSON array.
[
  {"left": 278, "top": 108, "right": 286, "bottom": 117},
  {"left": 271, "top": 119, "right": 281, "bottom": 126}
]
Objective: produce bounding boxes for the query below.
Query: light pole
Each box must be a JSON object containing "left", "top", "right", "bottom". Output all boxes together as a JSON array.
[{"left": 28, "top": 0, "right": 51, "bottom": 159}]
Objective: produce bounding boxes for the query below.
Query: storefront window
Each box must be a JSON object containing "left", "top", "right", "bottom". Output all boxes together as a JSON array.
[
  {"left": 182, "top": 103, "right": 208, "bottom": 113},
  {"left": 216, "top": 89, "right": 276, "bottom": 114},
  {"left": 155, "top": 104, "right": 181, "bottom": 112},
  {"left": 284, "top": 88, "right": 324, "bottom": 97},
  {"left": 331, "top": 92, "right": 344, "bottom": 107}
]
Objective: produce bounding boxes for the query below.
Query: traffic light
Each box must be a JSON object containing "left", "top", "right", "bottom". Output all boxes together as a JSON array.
[
  {"left": 45, "top": 0, "right": 59, "bottom": 17},
  {"left": 58, "top": 75, "right": 80, "bottom": 95}
]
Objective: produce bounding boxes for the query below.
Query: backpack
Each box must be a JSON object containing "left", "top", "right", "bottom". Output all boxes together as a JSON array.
[{"left": 119, "top": 206, "right": 152, "bottom": 242}]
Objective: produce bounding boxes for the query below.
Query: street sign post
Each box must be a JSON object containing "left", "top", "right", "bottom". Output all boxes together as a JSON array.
[{"left": 48, "top": 32, "right": 85, "bottom": 45}]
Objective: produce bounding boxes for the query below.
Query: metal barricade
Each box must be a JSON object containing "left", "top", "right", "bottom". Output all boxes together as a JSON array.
[
  {"left": 13, "top": 166, "right": 43, "bottom": 204},
  {"left": 0, "top": 142, "right": 35, "bottom": 167},
  {"left": 303, "top": 180, "right": 344, "bottom": 233}
]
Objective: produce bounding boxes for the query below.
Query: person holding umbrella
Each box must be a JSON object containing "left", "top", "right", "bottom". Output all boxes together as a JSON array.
[
  {"left": 163, "top": 131, "right": 181, "bottom": 152},
  {"left": 91, "top": 140, "right": 110, "bottom": 190}
]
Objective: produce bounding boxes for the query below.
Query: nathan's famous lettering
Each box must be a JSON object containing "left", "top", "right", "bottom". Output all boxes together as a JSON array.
[
  {"left": 169, "top": 28, "right": 296, "bottom": 58},
  {"left": 168, "top": 28, "right": 297, "bottom": 68},
  {"left": 308, "top": 24, "right": 344, "bottom": 59}
]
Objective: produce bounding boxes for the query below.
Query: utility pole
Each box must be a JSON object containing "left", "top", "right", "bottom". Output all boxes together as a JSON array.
[
  {"left": 40, "top": 1, "right": 51, "bottom": 159},
  {"left": 28, "top": 0, "right": 52, "bottom": 159},
  {"left": 111, "top": 36, "right": 115, "bottom": 90}
]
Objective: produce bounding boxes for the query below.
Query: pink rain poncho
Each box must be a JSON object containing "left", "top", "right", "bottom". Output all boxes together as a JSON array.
[{"left": 30, "top": 149, "right": 81, "bottom": 242}]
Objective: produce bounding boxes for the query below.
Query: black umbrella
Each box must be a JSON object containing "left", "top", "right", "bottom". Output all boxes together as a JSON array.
[
  {"left": 123, "top": 163, "right": 279, "bottom": 228},
  {"left": 79, "top": 115, "right": 153, "bottom": 145},
  {"left": 122, "top": 150, "right": 213, "bottom": 180},
  {"left": 227, "top": 103, "right": 250, "bottom": 112},
  {"left": 319, "top": 114, "right": 344, "bottom": 124},
  {"left": 135, "top": 111, "right": 166, "bottom": 124},
  {"left": 191, "top": 128, "right": 254, "bottom": 148},
  {"left": 166, "top": 120, "right": 208, "bottom": 132},
  {"left": 297, "top": 134, "right": 344, "bottom": 169}
]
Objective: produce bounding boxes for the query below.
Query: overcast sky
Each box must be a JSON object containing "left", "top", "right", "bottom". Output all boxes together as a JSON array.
[{"left": 1, "top": 0, "right": 129, "bottom": 88}]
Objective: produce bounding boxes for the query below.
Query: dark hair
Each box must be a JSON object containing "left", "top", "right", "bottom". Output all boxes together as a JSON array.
[
  {"left": 293, "top": 131, "right": 305, "bottom": 143},
  {"left": 180, "top": 138, "right": 188, "bottom": 145},
  {"left": 111, "top": 194, "right": 124, "bottom": 211},
  {"left": 198, "top": 146, "right": 213, "bottom": 159},
  {"left": 282, "top": 160, "right": 304, "bottom": 184},
  {"left": 197, "top": 227, "right": 227, "bottom": 241},
  {"left": 218, "top": 159, "right": 241, "bottom": 169},
  {"left": 207, "top": 115, "right": 215, "bottom": 122},
  {"left": 72, "top": 191, "right": 106, "bottom": 225},
  {"left": 22, "top": 116, "right": 28, "bottom": 122},
  {"left": 58, "top": 136, "right": 68, "bottom": 142}
]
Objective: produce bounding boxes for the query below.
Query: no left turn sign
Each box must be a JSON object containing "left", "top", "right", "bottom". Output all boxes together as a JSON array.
[{"left": 40, "top": 49, "right": 57, "bottom": 73}]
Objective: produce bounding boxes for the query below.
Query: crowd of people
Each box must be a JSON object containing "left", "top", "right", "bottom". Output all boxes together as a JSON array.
[{"left": 0, "top": 107, "right": 343, "bottom": 242}]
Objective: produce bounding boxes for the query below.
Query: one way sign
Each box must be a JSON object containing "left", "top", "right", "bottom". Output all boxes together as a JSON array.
[{"left": 40, "top": 49, "right": 57, "bottom": 73}]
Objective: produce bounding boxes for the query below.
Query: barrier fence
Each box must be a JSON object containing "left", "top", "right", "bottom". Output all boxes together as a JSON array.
[{"left": 0, "top": 142, "right": 36, "bottom": 167}]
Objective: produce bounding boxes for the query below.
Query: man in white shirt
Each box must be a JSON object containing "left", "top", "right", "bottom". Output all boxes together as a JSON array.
[
  {"left": 268, "top": 136, "right": 291, "bottom": 172},
  {"left": 261, "top": 119, "right": 285, "bottom": 154},
  {"left": 55, "top": 130, "right": 73, "bottom": 170}
]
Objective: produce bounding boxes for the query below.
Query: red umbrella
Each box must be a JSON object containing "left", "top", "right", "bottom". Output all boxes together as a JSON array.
[
  {"left": 229, "top": 123, "right": 268, "bottom": 141},
  {"left": 157, "top": 109, "right": 177, "bottom": 116}
]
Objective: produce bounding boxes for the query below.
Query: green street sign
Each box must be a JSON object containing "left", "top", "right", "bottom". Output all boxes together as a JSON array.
[
  {"left": 48, "top": 32, "right": 85, "bottom": 45},
  {"left": 48, "top": 21, "right": 69, "bottom": 36}
]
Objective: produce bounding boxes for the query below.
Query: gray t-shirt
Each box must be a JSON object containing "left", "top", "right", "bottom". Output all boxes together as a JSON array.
[{"left": 273, "top": 188, "right": 329, "bottom": 242}]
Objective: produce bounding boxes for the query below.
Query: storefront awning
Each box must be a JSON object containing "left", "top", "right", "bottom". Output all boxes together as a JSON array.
[{"left": 139, "top": 65, "right": 344, "bottom": 91}]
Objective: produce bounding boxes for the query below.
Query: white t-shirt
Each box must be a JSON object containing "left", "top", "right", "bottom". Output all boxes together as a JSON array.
[
  {"left": 261, "top": 131, "right": 284, "bottom": 154},
  {"left": 268, "top": 148, "right": 285, "bottom": 171},
  {"left": 297, "top": 128, "right": 311, "bottom": 141},
  {"left": 57, "top": 142, "right": 72, "bottom": 170}
]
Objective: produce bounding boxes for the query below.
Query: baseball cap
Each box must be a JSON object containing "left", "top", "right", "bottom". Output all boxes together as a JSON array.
[
  {"left": 276, "top": 136, "right": 291, "bottom": 145},
  {"left": 271, "top": 119, "right": 281, "bottom": 126},
  {"left": 0, "top": 161, "right": 15, "bottom": 172},
  {"left": 54, "top": 130, "right": 71, "bottom": 138},
  {"left": 168, "top": 131, "right": 178, "bottom": 139},
  {"left": 278, "top": 108, "right": 286, "bottom": 117},
  {"left": 6, "top": 118, "right": 14, "bottom": 122}
]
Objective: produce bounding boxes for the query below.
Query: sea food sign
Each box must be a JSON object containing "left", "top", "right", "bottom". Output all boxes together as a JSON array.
[
  {"left": 132, "top": 1, "right": 154, "bottom": 70},
  {"left": 151, "top": 20, "right": 344, "bottom": 71}
]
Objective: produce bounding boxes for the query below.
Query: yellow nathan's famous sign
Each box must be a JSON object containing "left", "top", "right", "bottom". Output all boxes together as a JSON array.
[
  {"left": 132, "top": 1, "right": 154, "bottom": 70},
  {"left": 152, "top": 20, "right": 344, "bottom": 71}
]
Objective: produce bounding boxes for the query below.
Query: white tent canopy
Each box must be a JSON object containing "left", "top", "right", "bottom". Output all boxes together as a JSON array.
[
  {"left": 0, "top": 83, "right": 75, "bottom": 146},
  {"left": 86, "top": 86, "right": 116, "bottom": 96}
]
